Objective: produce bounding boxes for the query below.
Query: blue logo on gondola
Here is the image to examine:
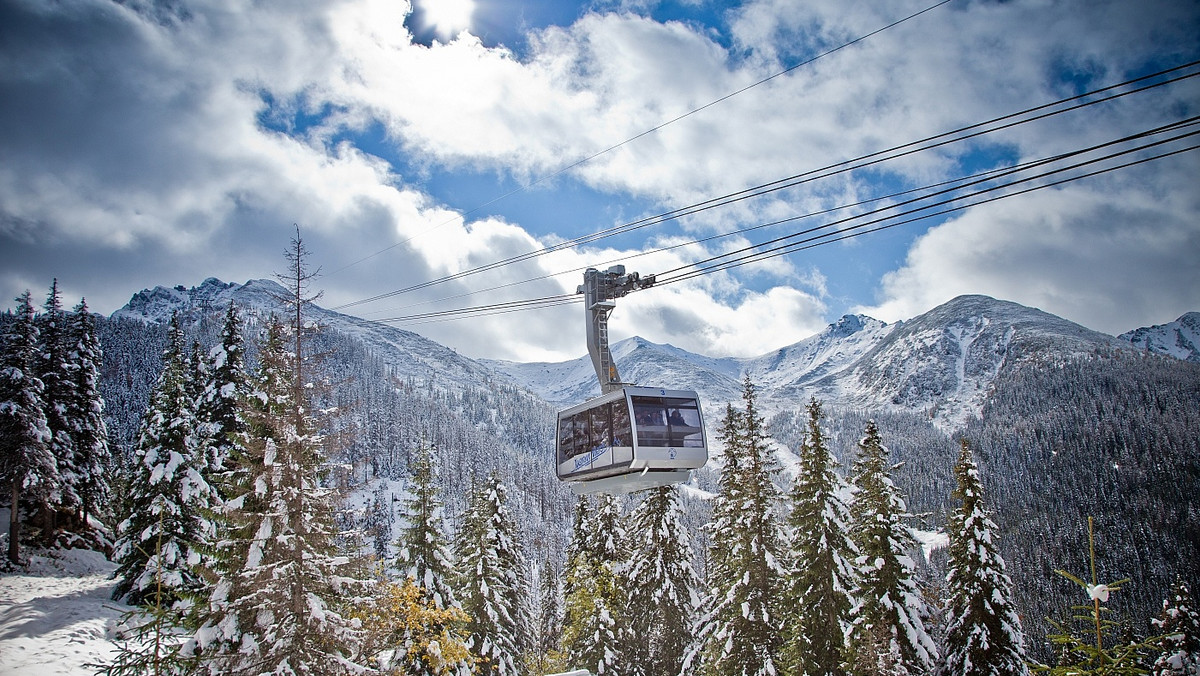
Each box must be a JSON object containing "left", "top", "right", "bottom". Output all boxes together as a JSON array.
[{"left": 574, "top": 443, "right": 610, "bottom": 470}]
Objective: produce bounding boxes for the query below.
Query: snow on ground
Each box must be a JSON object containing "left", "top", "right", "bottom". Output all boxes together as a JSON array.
[{"left": 0, "top": 548, "right": 123, "bottom": 676}]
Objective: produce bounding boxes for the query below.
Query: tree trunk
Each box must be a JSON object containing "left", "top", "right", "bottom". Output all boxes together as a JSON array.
[{"left": 8, "top": 481, "right": 21, "bottom": 564}]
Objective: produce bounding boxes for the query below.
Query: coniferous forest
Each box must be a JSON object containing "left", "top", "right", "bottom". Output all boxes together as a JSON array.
[{"left": 2, "top": 253, "right": 1199, "bottom": 674}]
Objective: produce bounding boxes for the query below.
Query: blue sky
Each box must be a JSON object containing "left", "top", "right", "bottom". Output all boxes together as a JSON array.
[{"left": 1, "top": 0, "right": 1198, "bottom": 361}]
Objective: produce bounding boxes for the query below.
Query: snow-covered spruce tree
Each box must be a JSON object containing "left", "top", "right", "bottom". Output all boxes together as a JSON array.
[
  {"left": 0, "top": 291, "right": 57, "bottom": 565},
  {"left": 111, "top": 313, "right": 216, "bottom": 609},
  {"left": 188, "top": 230, "right": 371, "bottom": 675},
  {"left": 455, "top": 472, "right": 527, "bottom": 675},
  {"left": 67, "top": 298, "right": 110, "bottom": 530},
  {"left": 846, "top": 420, "right": 938, "bottom": 675},
  {"left": 936, "top": 438, "right": 1028, "bottom": 676},
  {"left": 188, "top": 316, "right": 369, "bottom": 675},
  {"left": 563, "top": 493, "right": 628, "bottom": 675},
  {"left": 782, "top": 397, "right": 857, "bottom": 676},
  {"left": 683, "top": 403, "right": 743, "bottom": 675},
  {"left": 625, "top": 485, "right": 701, "bottom": 676},
  {"left": 1151, "top": 578, "right": 1200, "bottom": 675},
  {"left": 35, "top": 279, "right": 81, "bottom": 538},
  {"left": 562, "top": 545, "right": 621, "bottom": 676},
  {"left": 395, "top": 439, "right": 458, "bottom": 609},
  {"left": 195, "top": 301, "right": 247, "bottom": 481},
  {"left": 529, "top": 556, "right": 566, "bottom": 674},
  {"left": 689, "top": 376, "right": 786, "bottom": 676}
]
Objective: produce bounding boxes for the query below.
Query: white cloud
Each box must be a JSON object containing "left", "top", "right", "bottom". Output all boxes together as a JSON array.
[
  {"left": 1, "top": 0, "right": 1196, "bottom": 362},
  {"left": 859, "top": 160, "right": 1200, "bottom": 335}
]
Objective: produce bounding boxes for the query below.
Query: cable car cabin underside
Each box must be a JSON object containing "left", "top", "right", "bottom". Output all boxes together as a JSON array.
[{"left": 556, "top": 386, "right": 708, "bottom": 495}]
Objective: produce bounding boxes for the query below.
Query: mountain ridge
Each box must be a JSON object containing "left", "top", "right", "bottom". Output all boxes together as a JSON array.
[{"left": 113, "top": 279, "right": 1193, "bottom": 432}]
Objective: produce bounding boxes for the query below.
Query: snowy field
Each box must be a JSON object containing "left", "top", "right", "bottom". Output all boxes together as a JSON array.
[{"left": 0, "top": 548, "right": 122, "bottom": 676}]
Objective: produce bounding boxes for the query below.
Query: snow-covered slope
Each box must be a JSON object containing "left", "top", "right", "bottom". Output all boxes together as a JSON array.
[
  {"left": 113, "top": 277, "right": 516, "bottom": 395},
  {"left": 742, "top": 314, "right": 895, "bottom": 401},
  {"left": 481, "top": 337, "right": 744, "bottom": 408},
  {"left": 0, "top": 548, "right": 120, "bottom": 676},
  {"left": 115, "top": 281, "right": 1181, "bottom": 432},
  {"left": 486, "top": 295, "right": 1145, "bottom": 431},
  {"left": 836, "top": 295, "right": 1133, "bottom": 428},
  {"left": 1119, "top": 311, "right": 1200, "bottom": 362}
]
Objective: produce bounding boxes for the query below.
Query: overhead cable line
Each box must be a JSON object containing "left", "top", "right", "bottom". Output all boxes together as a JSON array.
[
  {"left": 332, "top": 60, "right": 1200, "bottom": 311},
  {"left": 357, "top": 147, "right": 1115, "bottom": 317},
  {"left": 655, "top": 132, "right": 1200, "bottom": 285},
  {"left": 372, "top": 127, "right": 1199, "bottom": 324},
  {"left": 326, "top": 0, "right": 960, "bottom": 278}
]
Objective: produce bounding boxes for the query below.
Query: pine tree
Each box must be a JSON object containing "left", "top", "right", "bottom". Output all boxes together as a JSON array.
[
  {"left": 195, "top": 301, "right": 246, "bottom": 479},
  {"left": 782, "top": 397, "right": 857, "bottom": 676},
  {"left": 562, "top": 493, "right": 627, "bottom": 675},
  {"left": 0, "top": 291, "right": 57, "bottom": 565},
  {"left": 937, "top": 439, "right": 1028, "bottom": 676},
  {"left": 562, "top": 549, "right": 621, "bottom": 676},
  {"left": 1032, "top": 517, "right": 1155, "bottom": 675},
  {"left": 36, "top": 279, "right": 81, "bottom": 536},
  {"left": 111, "top": 314, "right": 216, "bottom": 609},
  {"left": 395, "top": 439, "right": 458, "bottom": 611},
  {"left": 846, "top": 420, "right": 938, "bottom": 675},
  {"left": 689, "top": 376, "right": 786, "bottom": 676},
  {"left": 1151, "top": 578, "right": 1200, "bottom": 676},
  {"left": 188, "top": 230, "right": 370, "bottom": 675},
  {"left": 529, "top": 557, "right": 566, "bottom": 675},
  {"left": 625, "top": 485, "right": 700, "bottom": 676},
  {"left": 352, "top": 577, "right": 473, "bottom": 676},
  {"left": 97, "top": 511, "right": 190, "bottom": 676},
  {"left": 188, "top": 317, "right": 369, "bottom": 675},
  {"left": 67, "top": 298, "right": 110, "bottom": 530},
  {"left": 455, "top": 472, "right": 526, "bottom": 675}
]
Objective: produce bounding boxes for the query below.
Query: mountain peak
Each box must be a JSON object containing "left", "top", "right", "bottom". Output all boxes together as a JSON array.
[{"left": 1119, "top": 311, "right": 1200, "bottom": 362}]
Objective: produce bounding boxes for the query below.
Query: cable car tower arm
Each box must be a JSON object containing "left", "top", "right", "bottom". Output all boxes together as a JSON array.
[{"left": 578, "top": 266, "right": 655, "bottom": 394}]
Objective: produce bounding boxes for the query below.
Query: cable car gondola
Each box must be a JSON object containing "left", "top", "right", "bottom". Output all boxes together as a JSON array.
[
  {"left": 556, "top": 386, "right": 706, "bottom": 494},
  {"left": 555, "top": 267, "right": 709, "bottom": 494}
]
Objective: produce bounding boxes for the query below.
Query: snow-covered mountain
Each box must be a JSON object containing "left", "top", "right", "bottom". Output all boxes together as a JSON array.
[
  {"left": 113, "top": 277, "right": 514, "bottom": 395},
  {"left": 1119, "top": 311, "right": 1200, "bottom": 362},
  {"left": 834, "top": 295, "right": 1133, "bottom": 428},
  {"left": 487, "top": 294, "right": 1142, "bottom": 430}
]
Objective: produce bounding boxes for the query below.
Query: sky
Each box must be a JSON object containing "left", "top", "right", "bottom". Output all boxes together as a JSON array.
[{"left": 1, "top": 0, "right": 1198, "bottom": 363}]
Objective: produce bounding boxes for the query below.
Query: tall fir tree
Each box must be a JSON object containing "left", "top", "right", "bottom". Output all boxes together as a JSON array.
[
  {"left": 529, "top": 556, "right": 566, "bottom": 675},
  {"left": 195, "top": 301, "right": 247, "bottom": 479},
  {"left": 188, "top": 230, "right": 370, "bottom": 675},
  {"left": 562, "top": 546, "right": 621, "bottom": 676},
  {"left": 0, "top": 291, "right": 57, "bottom": 564},
  {"left": 937, "top": 439, "right": 1028, "bottom": 676},
  {"left": 395, "top": 439, "right": 458, "bottom": 611},
  {"left": 67, "top": 298, "right": 110, "bottom": 529},
  {"left": 1151, "top": 578, "right": 1200, "bottom": 676},
  {"left": 689, "top": 376, "right": 786, "bottom": 676},
  {"left": 36, "top": 279, "right": 81, "bottom": 534},
  {"left": 782, "top": 397, "right": 857, "bottom": 676},
  {"left": 455, "top": 472, "right": 527, "bottom": 676},
  {"left": 563, "top": 493, "right": 628, "bottom": 675},
  {"left": 846, "top": 420, "right": 938, "bottom": 675},
  {"left": 625, "top": 485, "right": 701, "bottom": 676},
  {"left": 111, "top": 314, "right": 216, "bottom": 609}
]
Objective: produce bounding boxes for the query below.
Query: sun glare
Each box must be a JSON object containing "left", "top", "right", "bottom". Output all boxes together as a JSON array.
[{"left": 423, "top": 0, "right": 475, "bottom": 37}]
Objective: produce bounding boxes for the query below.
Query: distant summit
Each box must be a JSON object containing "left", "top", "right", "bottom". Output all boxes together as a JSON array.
[{"left": 1119, "top": 312, "right": 1200, "bottom": 362}]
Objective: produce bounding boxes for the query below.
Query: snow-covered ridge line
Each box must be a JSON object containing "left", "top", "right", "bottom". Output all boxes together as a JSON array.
[{"left": 112, "top": 279, "right": 1193, "bottom": 432}]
